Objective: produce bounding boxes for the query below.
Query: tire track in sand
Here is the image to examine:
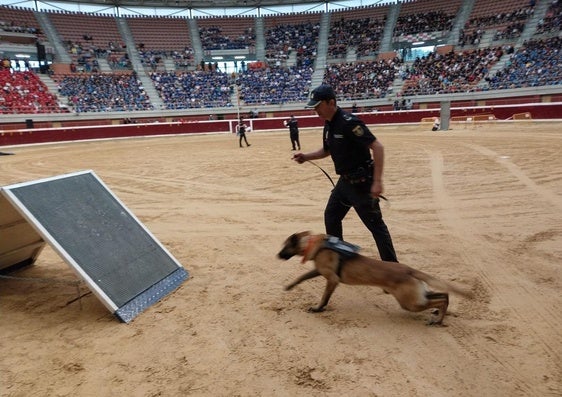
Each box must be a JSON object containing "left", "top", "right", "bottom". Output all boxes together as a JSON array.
[
  {"left": 466, "top": 144, "right": 562, "bottom": 211},
  {"left": 430, "top": 149, "right": 561, "bottom": 395}
]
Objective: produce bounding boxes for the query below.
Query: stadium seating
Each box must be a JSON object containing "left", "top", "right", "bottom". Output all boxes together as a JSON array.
[
  {"left": 328, "top": 4, "right": 388, "bottom": 60},
  {"left": 485, "top": 37, "right": 562, "bottom": 89},
  {"left": 0, "top": 69, "right": 66, "bottom": 114},
  {"left": 0, "top": 0, "right": 560, "bottom": 114},
  {"left": 55, "top": 72, "right": 153, "bottom": 112},
  {"left": 125, "top": 16, "right": 193, "bottom": 71},
  {"left": 197, "top": 16, "right": 255, "bottom": 51}
]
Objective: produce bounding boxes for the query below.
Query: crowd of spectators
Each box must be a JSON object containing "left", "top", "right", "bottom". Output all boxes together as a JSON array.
[
  {"left": 323, "top": 59, "right": 402, "bottom": 100},
  {"left": 0, "top": 19, "right": 39, "bottom": 34},
  {"left": 493, "top": 22, "right": 526, "bottom": 41},
  {"left": 170, "top": 47, "right": 195, "bottom": 70},
  {"left": 1, "top": 68, "right": 65, "bottom": 114},
  {"left": 3, "top": 2, "right": 562, "bottom": 115},
  {"left": 57, "top": 72, "right": 152, "bottom": 112},
  {"left": 150, "top": 69, "right": 232, "bottom": 109},
  {"left": 236, "top": 64, "right": 313, "bottom": 105},
  {"left": 265, "top": 21, "right": 319, "bottom": 67},
  {"left": 458, "top": 28, "right": 485, "bottom": 47},
  {"left": 485, "top": 37, "right": 561, "bottom": 89},
  {"left": 464, "top": 5, "right": 535, "bottom": 31},
  {"left": 63, "top": 39, "right": 131, "bottom": 72},
  {"left": 199, "top": 25, "right": 255, "bottom": 51},
  {"left": 328, "top": 17, "right": 385, "bottom": 59},
  {"left": 536, "top": 0, "right": 561, "bottom": 35},
  {"left": 393, "top": 11, "right": 455, "bottom": 37},
  {"left": 137, "top": 48, "right": 167, "bottom": 71},
  {"left": 136, "top": 46, "right": 195, "bottom": 71},
  {"left": 460, "top": 3, "right": 535, "bottom": 46},
  {"left": 400, "top": 47, "right": 504, "bottom": 95}
]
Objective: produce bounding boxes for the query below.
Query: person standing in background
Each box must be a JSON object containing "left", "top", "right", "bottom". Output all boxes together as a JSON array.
[
  {"left": 284, "top": 115, "right": 300, "bottom": 151},
  {"left": 236, "top": 117, "right": 251, "bottom": 148}
]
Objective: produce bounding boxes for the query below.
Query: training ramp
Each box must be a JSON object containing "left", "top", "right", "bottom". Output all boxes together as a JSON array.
[{"left": 0, "top": 170, "right": 188, "bottom": 323}]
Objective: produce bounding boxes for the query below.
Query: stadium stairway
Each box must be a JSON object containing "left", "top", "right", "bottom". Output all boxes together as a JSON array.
[
  {"left": 310, "top": 12, "right": 331, "bottom": 87},
  {"left": 37, "top": 73, "right": 70, "bottom": 109},
  {"left": 34, "top": 11, "right": 72, "bottom": 64},
  {"left": 187, "top": 19, "right": 204, "bottom": 67},
  {"left": 345, "top": 47, "right": 357, "bottom": 63},
  {"left": 390, "top": 71, "right": 406, "bottom": 99},
  {"left": 516, "top": 0, "right": 550, "bottom": 46},
  {"left": 96, "top": 58, "right": 113, "bottom": 73},
  {"left": 379, "top": 2, "right": 400, "bottom": 53},
  {"left": 448, "top": 0, "right": 476, "bottom": 46},
  {"left": 254, "top": 17, "right": 266, "bottom": 62},
  {"left": 116, "top": 17, "right": 164, "bottom": 110}
]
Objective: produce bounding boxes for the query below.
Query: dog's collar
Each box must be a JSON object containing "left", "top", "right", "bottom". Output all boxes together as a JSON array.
[{"left": 301, "top": 235, "right": 323, "bottom": 263}]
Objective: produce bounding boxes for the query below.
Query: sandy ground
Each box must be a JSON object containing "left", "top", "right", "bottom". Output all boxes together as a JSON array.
[{"left": 0, "top": 122, "right": 561, "bottom": 397}]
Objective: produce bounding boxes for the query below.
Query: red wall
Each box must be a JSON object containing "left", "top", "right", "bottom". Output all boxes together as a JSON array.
[{"left": 1, "top": 103, "right": 561, "bottom": 147}]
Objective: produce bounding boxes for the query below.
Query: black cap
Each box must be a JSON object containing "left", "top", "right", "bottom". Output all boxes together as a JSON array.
[{"left": 306, "top": 84, "right": 336, "bottom": 108}]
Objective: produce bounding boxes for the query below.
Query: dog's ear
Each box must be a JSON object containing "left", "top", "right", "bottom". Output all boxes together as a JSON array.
[{"left": 289, "top": 233, "right": 301, "bottom": 247}]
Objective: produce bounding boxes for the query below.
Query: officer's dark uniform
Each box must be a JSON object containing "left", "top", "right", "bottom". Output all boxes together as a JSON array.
[
  {"left": 323, "top": 107, "right": 398, "bottom": 263},
  {"left": 237, "top": 119, "right": 251, "bottom": 147},
  {"left": 287, "top": 116, "right": 300, "bottom": 150}
]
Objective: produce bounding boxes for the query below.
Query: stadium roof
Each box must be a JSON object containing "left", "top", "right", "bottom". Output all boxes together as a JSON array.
[
  {"left": 64, "top": 0, "right": 314, "bottom": 7},
  {"left": 0, "top": 0, "right": 390, "bottom": 14}
]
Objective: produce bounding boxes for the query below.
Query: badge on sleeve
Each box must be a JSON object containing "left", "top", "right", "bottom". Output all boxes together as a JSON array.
[{"left": 352, "top": 125, "right": 364, "bottom": 137}]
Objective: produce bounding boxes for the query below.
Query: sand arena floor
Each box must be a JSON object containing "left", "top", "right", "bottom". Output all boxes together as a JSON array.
[{"left": 1, "top": 122, "right": 561, "bottom": 396}]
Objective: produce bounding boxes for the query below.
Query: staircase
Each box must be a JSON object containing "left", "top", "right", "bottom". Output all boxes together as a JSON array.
[
  {"left": 96, "top": 57, "right": 113, "bottom": 72},
  {"left": 188, "top": 18, "right": 204, "bottom": 67},
  {"left": 163, "top": 58, "right": 176, "bottom": 71},
  {"left": 310, "top": 12, "right": 331, "bottom": 87},
  {"left": 346, "top": 47, "right": 357, "bottom": 63},
  {"left": 254, "top": 17, "right": 266, "bottom": 62},
  {"left": 448, "top": 0, "right": 476, "bottom": 45},
  {"left": 516, "top": 0, "right": 550, "bottom": 46},
  {"left": 286, "top": 52, "right": 298, "bottom": 68},
  {"left": 115, "top": 17, "right": 165, "bottom": 110},
  {"left": 37, "top": 73, "right": 70, "bottom": 109},
  {"left": 33, "top": 11, "right": 71, "bottom": 64},
  {"left": 379, "top": 3, "right": 401, "bottom": 53}
]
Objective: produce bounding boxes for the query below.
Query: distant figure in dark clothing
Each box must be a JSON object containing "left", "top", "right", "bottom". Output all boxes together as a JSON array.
[
  {"left": 236, "top": 117, "right": 251, "bottom": 147},
  {"left": 284, "top": 115, "right": 300, "bottom": 150}
]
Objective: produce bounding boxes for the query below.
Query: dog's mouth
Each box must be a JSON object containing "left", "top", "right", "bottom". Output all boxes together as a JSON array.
[{"left": 277, "top": 250, "right": 295, "bottom": 260}]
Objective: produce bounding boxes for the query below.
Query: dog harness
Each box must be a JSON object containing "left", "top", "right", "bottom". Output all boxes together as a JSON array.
[
  {"left": 303, "top": 235, "right": 361, "bottom": 277},
  {"left": 323, "top": 235, "right": 361, "bottom": 258}
]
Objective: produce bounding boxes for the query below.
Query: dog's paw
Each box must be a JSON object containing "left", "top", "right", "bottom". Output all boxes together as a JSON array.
[
  {"left": 426, "top": 309, "right": 447, "bottom": 326},
  {"left": 307, "top": 306, "right": 325, "bottom": 313}
]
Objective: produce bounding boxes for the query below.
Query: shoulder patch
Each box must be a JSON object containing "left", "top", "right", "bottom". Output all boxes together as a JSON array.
[{"left": 352, "top": 125, "right": 364, "bottom": 137}]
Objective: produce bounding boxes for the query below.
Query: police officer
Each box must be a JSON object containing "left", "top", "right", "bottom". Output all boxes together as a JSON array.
[
  {"left": 292, "top": 84, "right": 397, "bottom": 263},
  {"left": 285, "top": 115, "right": 301, "bottom": 150},
  {"left": 236, "top": 117, "right": 251, "bottom": 148}
]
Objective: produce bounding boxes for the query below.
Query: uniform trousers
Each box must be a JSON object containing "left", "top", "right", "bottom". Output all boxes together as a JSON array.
[{"left": 324, "top": 177, "right": 398, "bottom": 262}]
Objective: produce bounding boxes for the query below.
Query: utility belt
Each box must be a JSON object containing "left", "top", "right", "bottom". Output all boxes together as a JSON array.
[{"left": 341, "top": 160, "right": 373, "bottom": 185}]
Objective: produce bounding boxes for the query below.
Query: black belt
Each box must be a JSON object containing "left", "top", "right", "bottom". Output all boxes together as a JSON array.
[{"left": 342, "top": 162, "right": 373, "bottom": 184}]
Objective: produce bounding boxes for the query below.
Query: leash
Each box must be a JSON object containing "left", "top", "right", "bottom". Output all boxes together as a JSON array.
[
  {"left": 306, "top": 160, "right": 336, "bottom": 187},
  {"left": 306, "top": 160, "right": 388, "bottom": 202}
]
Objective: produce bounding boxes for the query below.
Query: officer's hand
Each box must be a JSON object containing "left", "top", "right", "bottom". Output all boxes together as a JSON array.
[
  {"left": 292, "top": 153, "right": 306, "bottom": 164},
  {"left": 371, "top": 180, "right": 383, "bottom": 198}
]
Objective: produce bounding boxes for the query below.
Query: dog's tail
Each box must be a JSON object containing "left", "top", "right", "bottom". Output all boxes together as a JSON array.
[{"left": 411, "top": 269, "right": 474, "bottom": 299}]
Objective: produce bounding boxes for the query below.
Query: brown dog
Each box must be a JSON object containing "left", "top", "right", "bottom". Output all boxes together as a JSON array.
[{"left": 277, "top": 231, "right": 472, "bottom": 325}]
